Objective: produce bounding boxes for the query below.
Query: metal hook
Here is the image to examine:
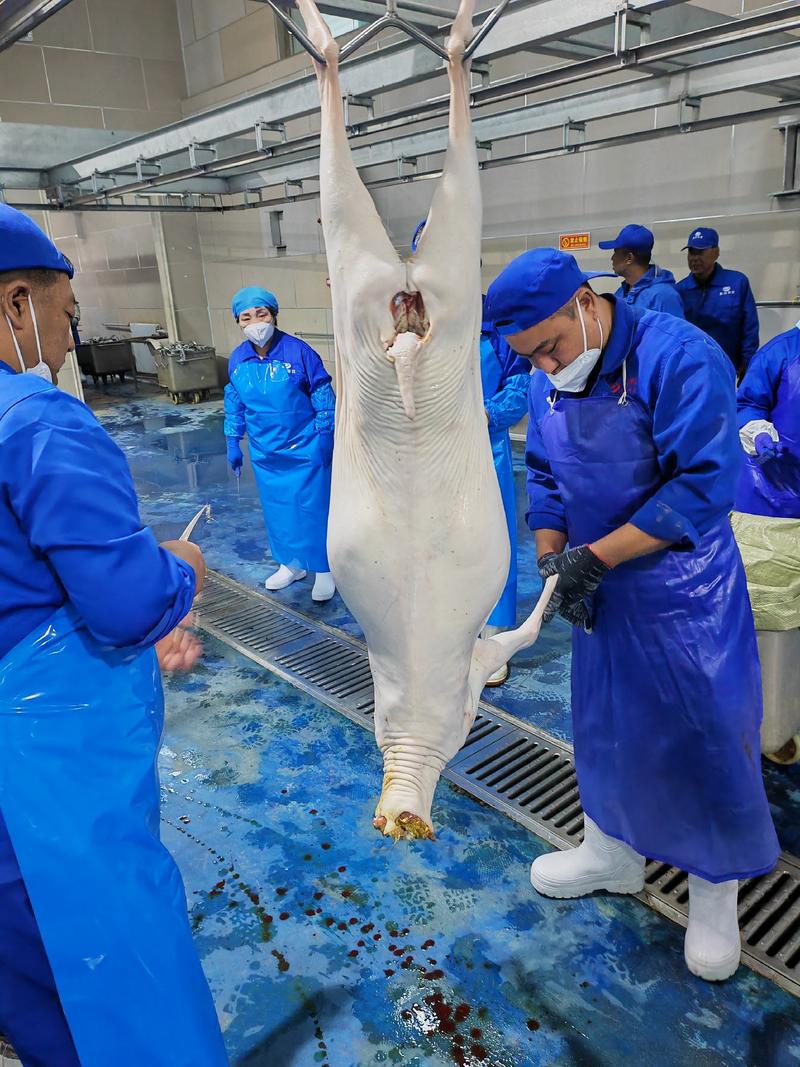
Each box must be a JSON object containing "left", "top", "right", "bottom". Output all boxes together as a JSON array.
[
  {"left": 267, "top": 0, "right": 328, "bottom": 64},
  {"left": 463, "top": 0, "right": 511, "bottom": 60}
]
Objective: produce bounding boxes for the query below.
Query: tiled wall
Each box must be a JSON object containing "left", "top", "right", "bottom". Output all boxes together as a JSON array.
[
  {"left": 0, "top": 0, "right": 191, "bottom": 342},
  {"left": 198, "top": 207, "right": 333, "bottom": 369},
  {"left": 177, "top": 0, "right": 285, "bottom": 98},
  {"left": 46, "top": 209, "right": 167, "bottom": 340},
  {"left": 0, "top": 0, "right": 186, "bottom": 131}
]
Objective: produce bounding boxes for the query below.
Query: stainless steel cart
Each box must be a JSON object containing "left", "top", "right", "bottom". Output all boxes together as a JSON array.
[
  {"left": 76, "top": 339, "right": 136, "bottom": 387},
  {"left": 150, "top": 341, "right": 219, "bottom": 404}
]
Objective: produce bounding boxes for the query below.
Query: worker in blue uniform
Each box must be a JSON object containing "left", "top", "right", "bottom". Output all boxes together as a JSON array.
[
  {"left": 225, "top": 286, "right": 336, "bottom": 602},
  {"left": 735, "top": 322, "right": 800, "bottom": 518},
  {"left": 677, "top": 226, "right": 759, "bottom": 376},
  {"left": 485, "top": 247, "right": 778, "bottom": 983},
  {"left": 0, "top": 205, "right": 227, "bottom": 1066},
  {"left": 598, "top": 223, "right": 684, "bottom": 317},
  {"left": 479, "top": 302, "right": 531, "bottom": 685}
]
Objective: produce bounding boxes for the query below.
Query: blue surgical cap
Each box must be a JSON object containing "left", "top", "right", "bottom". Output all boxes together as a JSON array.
[
  {"left": 0, "top": 204, "right": 74, "bottom": 278},
  {"left": 231, "top": 286, "right": 279, "bottom": 319},
  {"left": 485, "top": 248, "right": 613, "bottom": 336}
]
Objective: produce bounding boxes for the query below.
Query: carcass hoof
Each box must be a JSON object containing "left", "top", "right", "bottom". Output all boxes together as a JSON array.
[
  {"left": 397, "top": 811, "right": 435, "bottom": 841},
  {"left": 373, "top": 811, "right": 435, "bottom": 841}
]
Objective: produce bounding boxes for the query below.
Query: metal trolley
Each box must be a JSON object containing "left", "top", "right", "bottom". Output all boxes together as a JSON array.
[{"left": 149, "top": 341, "right": 219, "bottom": 404}]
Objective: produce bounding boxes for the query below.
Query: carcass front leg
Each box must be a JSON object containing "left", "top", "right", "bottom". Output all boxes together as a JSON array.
[{"left": 468, "top": 576, "right": 558, "bottom": 697}]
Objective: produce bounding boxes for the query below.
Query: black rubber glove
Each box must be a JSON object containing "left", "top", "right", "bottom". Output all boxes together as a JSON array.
[{"left": 538, "top": 545, "right": 610, "bottom": 632}]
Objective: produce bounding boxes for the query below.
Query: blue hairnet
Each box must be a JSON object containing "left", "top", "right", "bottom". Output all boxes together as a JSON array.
[
  {"left": 231, "top": 286, "right": 279, "bottom": 319},
  {"left": 0, "top": 204, "right": 74, "bottom": 278}
]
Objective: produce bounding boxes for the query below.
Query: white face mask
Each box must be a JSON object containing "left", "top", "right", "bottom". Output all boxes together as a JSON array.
[
  {"left": 545, "top": 298, "right": 604, "bottom": 393},
  {"left": 243, "top": 321, "right": 274, "bottom": 347},
  {"left": 5, "top": 295, "right": 52, "bottom": 384}
]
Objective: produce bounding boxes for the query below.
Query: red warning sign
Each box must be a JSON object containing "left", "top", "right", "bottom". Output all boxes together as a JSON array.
[{"left": 559, "top": 232, "right": 591, "bottom": 252}]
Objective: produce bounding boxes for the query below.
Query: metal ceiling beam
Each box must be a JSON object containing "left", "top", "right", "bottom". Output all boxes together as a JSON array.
[
  {"left": 18, "top": 96, "right": 800, "bottom": 214},
  {"left": 223, "top": 40, "right": 800, "bottom": 191},
  {"left": 0, "top": 0, "right": 73, "bottom": 52},
  {"left": 46, "top": 0, "right": 685, "bottom": 187},
  {"left": 0, "top": 122, "right": 139, "bottom": 170},
  {"left": 341, "top": 4, "right": 800, "bottom": 138}
]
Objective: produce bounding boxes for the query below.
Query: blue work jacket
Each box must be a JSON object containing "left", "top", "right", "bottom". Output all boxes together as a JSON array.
[
  {"left": 525, "top": 298, "right": 742, "bottom": 547},
  {"left": 0, "top": 361, "right": 195, "bottom": 659},
  {"left": 224, "top": 329, "right": 334, "bottom": 437},
  {"left": 616, "top": 265, "right": 684, "bottom": 318},
  {"left": 677, "top": 264, "right": 759, "bottom": 372}
]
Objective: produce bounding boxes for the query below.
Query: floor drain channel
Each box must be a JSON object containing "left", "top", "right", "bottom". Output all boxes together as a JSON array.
[{"left": 196, "top": 569, "right": 800, "bottom": 1000}]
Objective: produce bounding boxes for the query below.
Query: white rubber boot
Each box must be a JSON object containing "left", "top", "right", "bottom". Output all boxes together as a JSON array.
[
  {"left": 530, "top": 816, "right": 645, "bottom": 899},
  {"left": 265, "top": 564, "right": 307, "bottom": 591},
  {"left": 684, "top": 875, "right": 741, "bottom": 981},
  {"left": 482, "top": 624, "right": 510, "bottom": 687},
  {"left": 312, "top": 572, "right": 336, "bottom": 602}
]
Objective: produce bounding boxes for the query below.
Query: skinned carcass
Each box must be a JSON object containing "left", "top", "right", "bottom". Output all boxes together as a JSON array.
[{"left": 297, "top": 0, "right": 555, "bottom": 839}]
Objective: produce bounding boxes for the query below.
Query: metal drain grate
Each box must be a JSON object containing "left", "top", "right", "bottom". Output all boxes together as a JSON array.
[{"left": 196, "top": 570, "right": 800, "bottom": 999}]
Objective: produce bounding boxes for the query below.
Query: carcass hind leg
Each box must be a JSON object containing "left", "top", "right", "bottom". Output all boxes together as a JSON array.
[
  {"left": 408, "top": 0, "right": 480, "bottom": 317},
  {"left": 296, "top": 0, "right": 402, "bottom": 301}
]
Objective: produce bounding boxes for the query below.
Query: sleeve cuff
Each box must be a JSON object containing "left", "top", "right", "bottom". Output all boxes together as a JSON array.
[
  {"left": 131, "top": 555, "right": 197, "bottom": 648},
  {"left": 629, "top": 498, "right": 698, "bottom": 547},
  {"left": 526, "top": 509, "right": 568, "bottom": 535}
]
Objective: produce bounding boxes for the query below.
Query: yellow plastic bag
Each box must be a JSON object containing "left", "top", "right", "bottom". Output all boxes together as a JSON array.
[{"left": 731, "top": 512, "right": 800, "bottom": 631}]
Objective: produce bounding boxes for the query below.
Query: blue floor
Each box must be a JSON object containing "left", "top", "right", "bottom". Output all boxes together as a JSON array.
[{"left": 90, "top": 383, "right": 800, "bottom": 1066}]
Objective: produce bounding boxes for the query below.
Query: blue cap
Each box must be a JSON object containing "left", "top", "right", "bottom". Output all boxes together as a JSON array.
[
  {"left": 411, "top": 219, "right": 427, "bottom": 253},
  {"left": 598, "top": 223, "right": 654, "bottom": 253},
  {"left": 683, "top": 226, "right": 719, "bottom": 250},
  {"left": 485, "top": 248, "right": 614, "bottom": 336},
  {"left": 231, "top": 285, "right": 279, "bottom": 319},
  {"left": 0, "top": 204, "right": 74, "bottom": 278}
]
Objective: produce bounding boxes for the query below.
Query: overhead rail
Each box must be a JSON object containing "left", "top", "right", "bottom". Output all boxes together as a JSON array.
[
  {"left": 50, "top": 33, "right": 800, "bottom": 211},
  {"left": 37, "top": 0, "right": 682, "bottom": 191},
  {"left": 4, "top": 0, "right": 800, "bottom": 212}
]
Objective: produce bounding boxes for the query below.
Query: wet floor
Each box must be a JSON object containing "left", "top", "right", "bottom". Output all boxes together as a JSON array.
[{"left": 91, "top": 383, "right": 800, "bottom": 1066}]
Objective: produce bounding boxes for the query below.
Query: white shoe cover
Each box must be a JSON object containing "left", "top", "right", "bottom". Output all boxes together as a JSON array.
[
  {"left": 312, "top": 572, "right": 336, "bottom": 602},
  {"left": 530, "top": 816, "right": 645, "bottom": 899},
  {"left": 265, "top": 564, "right": 307, "bottom": 591},
  {"left": 684, "top": 875, "right": 741, "bottom": 981}
]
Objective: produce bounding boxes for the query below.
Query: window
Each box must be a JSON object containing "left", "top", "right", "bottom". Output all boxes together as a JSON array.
[{"left": 280, "top": 10, "right": 366, "bottom": 58}]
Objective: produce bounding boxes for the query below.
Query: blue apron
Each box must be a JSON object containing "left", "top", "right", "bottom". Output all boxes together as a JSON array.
[
  {"left": 480, "top": 336, "right": 518, "bottom": 628},
  {"left": 234, "top": 357, "right": 331, "bottom": 572},
  {"left": 0, "top": 607, "right": 228, "bottom": 1067},
  {"left": 540, "top": 374, "right": 779, "bottom": 882},
  {"left": 736, "top": 352, "right": 800, "bottom": 519}
]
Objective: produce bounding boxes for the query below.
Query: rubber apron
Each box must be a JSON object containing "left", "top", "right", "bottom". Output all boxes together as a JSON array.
[
  {"left": 0, "top": 607, "right": 228, "bottom": 1066},
  {"left": 539, "top": 362, "right": 779, "bottom": 882},
  {"left": 480, "top": 335, "right": 518, "bottom": 628},
  {"left": 736, "top": 341, "right": 800, "bottom": 519},
  {"left": 233, "top": 355, "right": 331, "bottom": 572}
]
